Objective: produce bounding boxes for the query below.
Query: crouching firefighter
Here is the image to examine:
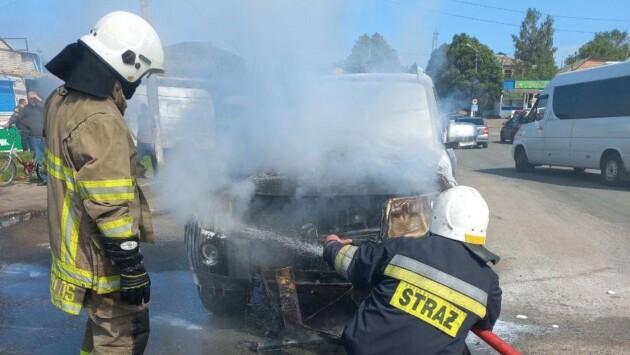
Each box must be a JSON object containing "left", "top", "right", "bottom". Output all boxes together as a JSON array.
[
  {"left": 43, "top": 11, "right": 164, "bottom": 354},
  {"left": 323, "top": 186, "right": 502, "bottom": 355}
]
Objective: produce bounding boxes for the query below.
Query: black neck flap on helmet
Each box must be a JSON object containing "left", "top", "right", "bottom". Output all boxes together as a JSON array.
[{"left": 45, "top": 41, "right": 141, "bottom": 100}]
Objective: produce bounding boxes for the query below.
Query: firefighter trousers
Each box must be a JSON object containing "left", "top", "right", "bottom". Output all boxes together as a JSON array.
[{"left": 79, "top": 290, "right": 150, "bottom": 355}]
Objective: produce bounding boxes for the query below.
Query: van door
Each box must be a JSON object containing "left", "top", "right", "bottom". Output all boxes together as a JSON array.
[
  {"left": 522, "top": 95, "right": 548, "bottom": 164},
  {"left": 541, "top": 94, "right": 573, "bottom": 166}
]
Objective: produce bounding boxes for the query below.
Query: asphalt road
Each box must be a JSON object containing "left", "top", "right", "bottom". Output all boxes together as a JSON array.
[
  {"left": 1, "top": 136, "right": 628, "bottom": 354},
  {"left": 456, "top": 135, "right": 630, "bottom": 354}
]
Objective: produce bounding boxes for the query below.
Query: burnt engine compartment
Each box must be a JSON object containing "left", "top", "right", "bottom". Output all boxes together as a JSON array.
[{"left": 246, "top": 193, "right": 388, "bottom": 241}]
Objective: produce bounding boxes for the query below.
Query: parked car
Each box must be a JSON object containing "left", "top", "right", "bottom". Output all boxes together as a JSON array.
[
  {"left": 452, "top": 116, "right": 489, "bottom": 148},
  {"left": 184, "top": 73, "right": 477, "bottom": 318},
  {"left": 512, "top": 61, "right": 630, "bottom": 185},
  {"left": 500, "top": 111, "right": 529, "bottom": 143}
]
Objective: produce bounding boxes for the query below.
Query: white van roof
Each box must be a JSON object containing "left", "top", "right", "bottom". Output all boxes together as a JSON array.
[{"left": 550, "top": 60, "right": 630, "bottom": 87}]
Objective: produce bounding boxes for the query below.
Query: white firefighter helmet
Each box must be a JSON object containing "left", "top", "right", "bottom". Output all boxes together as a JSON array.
[
  {"left": 429, "top": 186, "right": 489, "bottom": 245},
  {"left": 80, "top": 11, "right": 164, "bottom": 83}
]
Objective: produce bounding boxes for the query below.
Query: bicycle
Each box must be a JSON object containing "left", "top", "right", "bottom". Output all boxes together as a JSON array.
[{"left": 0, "top": 127, "right": 45, "bottom": 187}]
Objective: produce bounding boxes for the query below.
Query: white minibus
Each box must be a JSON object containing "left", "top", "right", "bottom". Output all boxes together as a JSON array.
[{"left": 512, "top": 61, "right": 630, "bottom": 185}]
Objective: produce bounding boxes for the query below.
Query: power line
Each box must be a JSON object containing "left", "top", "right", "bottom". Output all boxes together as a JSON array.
[
  {"left": 449, "top": 0, "right": 630, "bottom": 23},
  {"left": 184, "top": 0, "right": 242, "bottom": 54},
  {"left": 382, "top": 0, "right": 597, "bottom": 34}
]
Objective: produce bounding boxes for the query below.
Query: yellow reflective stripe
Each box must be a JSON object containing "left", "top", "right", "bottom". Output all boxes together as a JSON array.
[
  {"left": 50, "top": 275, "right": 83, "bottom": 316},
  {"left": 464, "top": 234, "right": 485, "bottom": 245},
  {"left": 86, "top": 192, "right": 135, "bottom": 202},
  {"left": 384, "top": 265, "right": 487, "bottom": 318},
  {"left": 98, "top": 217, "right": 134, "bottom": 238},
  {"left": 389, "top": 255, "right": 488, "bottom": 305},
  {"left": 45, "top": 147, "right": 63, "bottom": 166},
  {"left": 52, "top": 255, "right": 120, "bottom": 293},
  {"left": 96, "top": 276, "right": 120, "bottom": 294},
  {"left": 78, "top": 178, "right": 135, "bottom": 188},
  {"left": 333, "top": 244, "right": 358, "bottom": 280},
  {"left": 50, "top": 294, "right": 82, "bottom": 316},
  {"left": 45, "top": 149, "right": 77, "bottom": 192},
  {"left": 77, "top": 179, "right": 136, "bottom": 201},
  {"left": 80, "top": 351, "right": 91, "bottom": 355},
  {"left": 60, "top": 192, "right": 71, "bottom": 263},
  {"left": 59, "top": 191, "right": 80, "bottom": 264}
]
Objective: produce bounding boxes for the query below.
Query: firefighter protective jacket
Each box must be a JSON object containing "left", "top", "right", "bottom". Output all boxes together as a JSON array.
[
  {"left": 323, "top": 234, "right": 502, "bottom": 355},
  {"left": 44, "top": 85, "right": 154, "bottom": 315}
]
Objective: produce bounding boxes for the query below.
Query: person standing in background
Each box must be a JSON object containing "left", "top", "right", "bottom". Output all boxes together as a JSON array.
[
  {"left": 2, "top": 98, "right": 30, "bottom": 151},
  {"left": 136, "top": 103, "right": 158, "bottom": 177},
  {"left": 24, "top": 92, "right": 46, "bottom": 185}
]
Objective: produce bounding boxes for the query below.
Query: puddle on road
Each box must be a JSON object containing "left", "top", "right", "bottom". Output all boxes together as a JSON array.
[
  {"left": 0, "top": 263, "right": 48, "bottom": 277},
  {"left": 1, "top": 264, "right": 548, "bottom": 354},
  {"left": 153, "top": 314, "right": 204, "bottom": 330}
]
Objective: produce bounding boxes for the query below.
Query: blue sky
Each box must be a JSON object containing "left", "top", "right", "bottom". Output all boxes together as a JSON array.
[{"left": 1, "top": 0, "right": 629, "bottom": 69}]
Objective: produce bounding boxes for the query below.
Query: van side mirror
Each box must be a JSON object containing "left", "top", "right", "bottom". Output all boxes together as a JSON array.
[{"left": 445, "top": 122, "right": 477, "bottom": 145}]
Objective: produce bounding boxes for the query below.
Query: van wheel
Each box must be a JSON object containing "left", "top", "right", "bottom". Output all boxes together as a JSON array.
[
  {"left": 510, "top": 132, "right": 516, "bottom": 142},
  {"left": 600, "top": 153, "right": 622, "bottom": 186},
  {"left": 515, "top": 147, "right": 535, "bottom": 172},
  {"left": 500, "top": 134, "right": 506, "bottom": 143},
  {"left": 482, "top": 143, "right": 488, "bottom": 148}
]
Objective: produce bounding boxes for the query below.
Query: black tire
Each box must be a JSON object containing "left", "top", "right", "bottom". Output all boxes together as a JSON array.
[
  {"left": 573, "top": 167, "right": 586, "bottom": 173},
  {"left": 482, "top": 142, "right": 488, "bottom": 148},
  {"left": 197, "top": 285, "right": 248, "bottom": 315},
  {"left": 600, "top": 153, "right": 622, "bottom": 186},
  {"left": 515, "top": 147, "right": 535, "bottom": 172},
  {"left": 0, "top": 156, "right": 17, "bottom": 187},
  {"left": 500, "top": 132, "right": 506, "bottom": 143},
  {"left": 510, "top": 132, "right": 516, "bottom": 143}
]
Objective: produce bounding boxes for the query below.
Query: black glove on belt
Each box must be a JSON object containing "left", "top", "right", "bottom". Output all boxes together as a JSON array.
[
  {"left": 101, "top": 236, "right": 151, "bottom": 305},
  {"left": 120, "top": 263, "right": 151, "bottom": 306}
]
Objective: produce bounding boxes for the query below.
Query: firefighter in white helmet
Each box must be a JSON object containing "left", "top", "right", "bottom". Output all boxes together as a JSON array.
[
  {"left": 43, "top": 11, "right": 163, "bottom": 354},
  {"left": 323, "top": 186, "right": 502, "bottom": 355}
]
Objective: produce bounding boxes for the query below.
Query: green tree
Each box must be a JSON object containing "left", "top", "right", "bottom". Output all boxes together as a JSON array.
[
  {"left": 512, "top": 8, "right": 557, "bottom": 79},
  {"left": 345, "top": 33, "right": 401, "bottom": 73},
  {"left": 565, "top": 30, "right": 630, "bottom": 65},
  {"left": 426, "top": 34, "right": 503, "bottom": 112}
]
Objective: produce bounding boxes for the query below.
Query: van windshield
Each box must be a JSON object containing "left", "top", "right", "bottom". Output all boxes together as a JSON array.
[{"left": 307, "top": 81, "right": 437, "bottom": 143}]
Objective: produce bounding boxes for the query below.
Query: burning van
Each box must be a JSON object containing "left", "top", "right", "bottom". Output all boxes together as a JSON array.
[{"left": 183, "top": 72, "right": 475, "bottom": 337}]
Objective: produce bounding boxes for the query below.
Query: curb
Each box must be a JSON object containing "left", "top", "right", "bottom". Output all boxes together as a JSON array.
[{"left": 0, "top": 209, "right": 47, "bottom": 230}]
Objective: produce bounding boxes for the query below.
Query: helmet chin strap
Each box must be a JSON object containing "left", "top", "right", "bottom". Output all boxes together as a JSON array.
[
  {"left": 46, "top": 41, "right": 142, "bottom": 100},
  {"left": 119, "top": 79, "right": 141, "bottom": 100}
]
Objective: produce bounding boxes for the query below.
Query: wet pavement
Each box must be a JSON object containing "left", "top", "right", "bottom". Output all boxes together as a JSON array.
[
  {"left": 0, "top": 215, "right": 533, "bottom": 355},
  {"left": 0, "top": 216, "right": 347, "bottom": 355}
]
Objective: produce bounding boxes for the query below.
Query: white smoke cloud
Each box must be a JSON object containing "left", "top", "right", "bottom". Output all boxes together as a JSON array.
[{"left": 155, "top": 1, "right": 444, "bottom": 229}]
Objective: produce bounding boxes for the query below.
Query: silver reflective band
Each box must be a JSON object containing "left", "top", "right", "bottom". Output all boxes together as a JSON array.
[
  {"left": 120, "top": 241, "right": 139, "bottom": 251},
  {"left": 389, "top": 254, "right": 488, "bottom": 305}
]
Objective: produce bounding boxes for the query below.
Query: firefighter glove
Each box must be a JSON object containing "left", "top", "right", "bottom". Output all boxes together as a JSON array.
[
  {"left": 101, "top": 236, "right": 144, "bottom": 269},
  {"left": 120, "top": 263, "right": 151, "bottom": 305}
]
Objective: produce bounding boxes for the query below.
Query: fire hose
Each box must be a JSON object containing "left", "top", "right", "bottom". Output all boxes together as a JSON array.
[{"left": 471, "top": 327, "right": 521, "bottom": 355}]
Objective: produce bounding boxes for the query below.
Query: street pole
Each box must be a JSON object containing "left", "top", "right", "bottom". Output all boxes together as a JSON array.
[
  {"left": 139, "top": 0, "right": 164, "bottom": 165},
  {"left": 466, "top": 43, "right": 478, "bottom": 117}
]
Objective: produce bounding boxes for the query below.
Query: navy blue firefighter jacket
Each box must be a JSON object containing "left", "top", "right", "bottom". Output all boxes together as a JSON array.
[{"left": 323, "top": 234, "right": 502, "bottom": 355}]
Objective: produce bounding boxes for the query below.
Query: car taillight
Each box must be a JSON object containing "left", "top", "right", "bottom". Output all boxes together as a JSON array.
[{"left": 483, "top": 127, "right": 489, "bottom": 134}]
